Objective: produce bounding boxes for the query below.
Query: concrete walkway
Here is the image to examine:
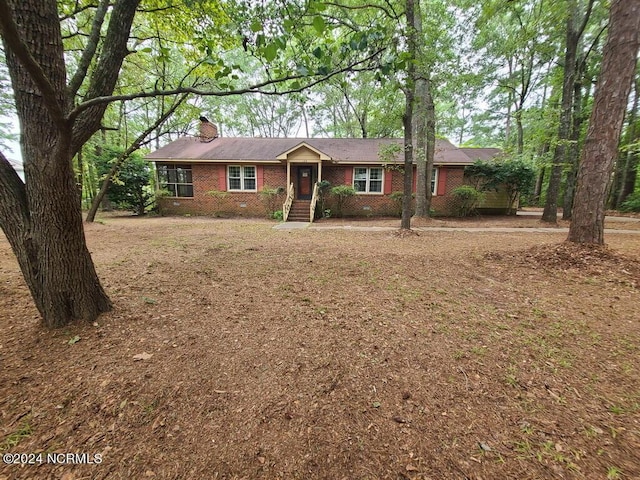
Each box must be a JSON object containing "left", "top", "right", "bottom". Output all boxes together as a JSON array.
[
  {"left": 274, "top": 223, "right": 640, "bottom": 234},
  {"left": 516, "top": 210, "right": 640, "bottom": 223},
  {"left": 273, "top": 210, "right": 640, "bottom": 234}
]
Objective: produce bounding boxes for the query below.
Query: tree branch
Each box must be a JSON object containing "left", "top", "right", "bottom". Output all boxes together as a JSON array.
[
  {"left": 321, "top": 1, "right": 402, "bottom": 20},
  {"left": 71, "top": 0, "right": 141, "bottom": 153},
  {"left": 68, "top": 47, "right": 386, "bottom": 121},
  {"left": 85, "top": 92, "right": 190, "bottom": 222},
  {"left": 67, "top": 0, "right": 110, "bottom": 99},
  {"left": 577, "top": 0, "right": 596, "bottom": 40},
  {"left": 0, "top": 0, "right": 66, "bottom": 126}
]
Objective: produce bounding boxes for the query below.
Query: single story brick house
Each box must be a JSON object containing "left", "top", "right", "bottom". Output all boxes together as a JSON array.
[{"left": 146, "top": 120, "right": 509, "bottom": 221}]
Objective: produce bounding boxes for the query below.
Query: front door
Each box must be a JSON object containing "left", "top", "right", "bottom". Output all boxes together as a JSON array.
[{"left": 297, "top": 166, "right": 313, "bottom": 200}]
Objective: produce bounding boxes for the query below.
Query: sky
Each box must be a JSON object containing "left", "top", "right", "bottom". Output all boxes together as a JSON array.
[
  {"left": 1, "top": 115, "right": 21, "bottom": 159},
  {"left": 1, "top": 114, "right": 24, "bottom": 179}
]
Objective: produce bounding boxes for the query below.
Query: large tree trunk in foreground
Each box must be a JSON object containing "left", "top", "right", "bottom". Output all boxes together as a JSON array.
[
  {"left": 0, "top": 0, "right": 139, "bottom": 327},
  {"left": 568, "top": 0, "right": 640, "bottom": 245}
]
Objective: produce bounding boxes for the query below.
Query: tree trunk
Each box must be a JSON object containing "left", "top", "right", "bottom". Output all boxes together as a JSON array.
[
  {"left": 414, "top": 75, "right": 436, "bottom": 219},
  {"left": 401, "top": 0, "right": 416, "bottom": 230},
  {"left": 568, "top": 0, "right": 640, "bottom": 244},
  {"left": 562, "top": 57, "right": 588, "bottom": 220},
  {"left": 414, "top": 76, "right": 428, "bottom": 218},
  {"left": 615, "top": 77, "right": 640, "bottom": 207},
  {"left": 0, "top": 0, "right": 140, "bottom": 327},
  {"left": 424, "top": 82, "right": 436, "bottom": 214},
  {"left": 515, "top": 109, "right": 524, "bottom": 155},
  {"left": 402, "top": 96, "right": 414, "bottom": 230},
  {"left": 542, "top": 8, "right": 581, "bottom": 223},
  {"left": 412, "top": 0, "right": 430, "bottom": 220}
]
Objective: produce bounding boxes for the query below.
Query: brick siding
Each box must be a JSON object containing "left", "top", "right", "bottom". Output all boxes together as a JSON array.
[
  {"left": 157, "top": 162, "right": 485, "bottom": 218},
  {"left": 158, "top": 163, "right": 286, "bottom": 217}
]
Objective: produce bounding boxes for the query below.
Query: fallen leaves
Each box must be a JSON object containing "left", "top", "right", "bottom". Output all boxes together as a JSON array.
[{"left": 133, "top": 352, "right": 153, "bottom": 361}]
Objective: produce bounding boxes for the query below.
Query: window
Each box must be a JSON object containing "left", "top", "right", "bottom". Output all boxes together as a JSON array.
[
  {"left": 228, "top": 165, "right": 256, "bottom": 191},
  {"left": 431, "top": 167, "right": 438, "bottom": 196},
  {"left": 353, "top": 167, "right": 383, "bottom": 193},
  {"left": 157, "top": 164, "right": 193, "bottom": 197}
]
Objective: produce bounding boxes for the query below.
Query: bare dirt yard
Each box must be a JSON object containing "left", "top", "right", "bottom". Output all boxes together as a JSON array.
[{"left": 1, "top": 213, "right": 640, "bottom": 480}]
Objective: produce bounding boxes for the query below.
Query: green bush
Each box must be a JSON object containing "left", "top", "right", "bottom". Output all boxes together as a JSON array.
[
  {"left": 465, "top": 158, "right": 534, "bottom": 213},
  {"left": 452, "top": 185, "right": 484, "bottom": 217},
  {"left": 315, "top": 180, "right": 332, "bottom": 219},
  {"left": 389, "top": 191, "right": 416, "bottom": 217},
  {"left": 259, "top": 185, "right": 285, "bottom": 217},
  {"left": 93, "top": 149, "right": 154, "bottom": 215},
  {"left": 389, "top": 191, "right": 404, "bottom": 217},
  {"left": 330, "top": 185, "right": 356, "bottom": 217},
  {"left": 620, "top": 193, "right": 640, "bottom": 212}
]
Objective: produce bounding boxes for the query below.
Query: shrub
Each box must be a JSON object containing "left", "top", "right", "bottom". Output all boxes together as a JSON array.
[
  {"left": 315, "top": 180, "right": 332, "bottom": 218},
  {"left": 389, "top": 191, "right": 417, "bottom": 217},
  {"left": 94, "top": 151, "right": 154, "bottom": 215},
  {"left": 620, "top": 193, "right": 640, "bottom": 212},
  {"left": 330, "top": 185, "right": 356, "bottom": 217},
  {"left": 259, "top": 186, "right": 285, "bottom": 216},
  {"left": 465, "top": 158, "right": 535, "bottom": 214},
  {"left": 452, "top": 186, "right": 484, "bottom": 217}
]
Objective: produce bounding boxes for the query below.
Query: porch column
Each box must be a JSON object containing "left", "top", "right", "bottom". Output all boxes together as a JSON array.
[
  {"left": 286, "top": 160, "right": 291, "bottom": 187},
  {"left": 317, "top": 160, "right": 322, "bottom": 183}
]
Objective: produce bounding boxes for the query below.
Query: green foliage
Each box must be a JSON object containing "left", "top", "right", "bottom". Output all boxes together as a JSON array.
[
  {"left": 0, "top": 418, "right": 32, "bottom": 451},
  {"left": 92, "top": 147, "right": 154, "bottom": 215},
  {"left": 272, "top": 210, "right": 284, "bottom": 221},
  {"left": 315, "top": 180, "right": 332, "bottom": 218},
  {"left": 330, "top": 185, "right": 356, "bottom": 217},
  {"left": 390, "top": 191, "right": 405, "bottom": 217},
  {"left": 619, "top": 193, "right": 640, "bottom": 212},
  {"left": 259, "top": 185, "right": 285, "bottom": 216},
  {"left": 465, "top": 158, "right": 535, "bottom": 213},
  {"left": 452, "top": 186, "right": 485, "bottom": 217},
  {"left": 379, "top": 143, "right": 404, "bottom": 169}
]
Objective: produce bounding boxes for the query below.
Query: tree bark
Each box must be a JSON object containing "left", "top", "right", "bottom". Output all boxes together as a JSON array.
[
  {"left": 568, "top": 0, "right": 640, "bottom": 244},
  {"left": 401, "top": 0, "right": 416, "bottom": 230},
  {"left": 614, "top": 77, "right": 639, "bottom": 207},
  {"left": 562, "top": 56, "right": 589, "bottom": 219},
  {"left": 412, "top": 0, "right": 431, "bottom": 220},
  {"left": 0, "top": 0, "right": 140, "bottom": 327},
  {"left": 414, "top": 75, "right": 428, "bottom": 218},
  {"left": 542, "top": 2, "right": 586, "bottom": 223}
]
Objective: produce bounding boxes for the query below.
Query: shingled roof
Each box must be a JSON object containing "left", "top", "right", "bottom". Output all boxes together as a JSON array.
[
  {"left": 460, "top": 147, "right": 503, "bottom": 162},
  {"left": 146, "top": 136, "right": 479, "bottom": 166}
]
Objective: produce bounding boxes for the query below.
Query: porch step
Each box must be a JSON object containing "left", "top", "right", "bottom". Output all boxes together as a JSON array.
[{"left": 287, "top": 200, "right": 312, "bottom": 222}]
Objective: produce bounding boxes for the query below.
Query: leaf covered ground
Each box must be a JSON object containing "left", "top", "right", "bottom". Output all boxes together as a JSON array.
[{"left": 1, "top": 214, "right": 640, "bottom": 480}]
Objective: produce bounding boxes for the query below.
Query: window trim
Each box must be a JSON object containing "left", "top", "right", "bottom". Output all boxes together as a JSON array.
[
  {"left": 227, "top": 165, "right": 257, "bottom": 192},
  {"left": 157, "top": 163, "right": 193, "bottom": 198},
  {"left": 431, "top": 167, "right": 439, "bottom": 196},
  {"left": 353, "top": 166, "right": 384, "bottom": 195}
]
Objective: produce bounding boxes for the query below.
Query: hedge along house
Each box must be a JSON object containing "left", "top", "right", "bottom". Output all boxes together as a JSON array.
[{"left": 146, "top": 119, "right": 509, "bottom": 221}]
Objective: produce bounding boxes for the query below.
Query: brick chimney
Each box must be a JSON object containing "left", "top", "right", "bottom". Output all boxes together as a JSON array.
[{"left": 199, "top": 116, "right": 218, "bottom": 142}]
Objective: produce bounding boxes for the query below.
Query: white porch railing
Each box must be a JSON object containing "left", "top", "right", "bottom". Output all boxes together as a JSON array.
[
  {"left": 282, "top": 182, "right": 294, "bottom": 221},
  {"left": 309, "top": 182, "right": 319, "bottom": 223}
]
